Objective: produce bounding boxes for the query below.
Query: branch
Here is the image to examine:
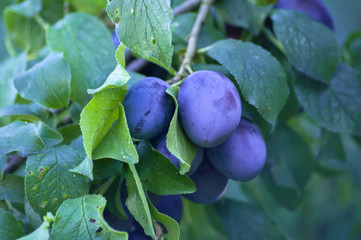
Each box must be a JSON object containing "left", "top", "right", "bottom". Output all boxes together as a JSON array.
[
  {"left": 172, "top": 0, "right": 215, "bottom": 83},
  {"left": 174, "top": 0, "right": 201, "bottom": 16},
  {"left": 125, "top": 0, "right": 201, "bottom": 72},
  {"left": 4, "top": 155, "right": 26, "bottom": 174}
]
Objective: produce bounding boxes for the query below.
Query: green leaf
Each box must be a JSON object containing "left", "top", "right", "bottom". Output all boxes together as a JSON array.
[
  {"left": 0, "top": 103, "right": 48, "bottom": 122},
  {"left": 115, "top": 43, "right": 126, "bottom": 68},
  {"left": 261, "top": 125, "right": 314, "bottom": 209},
  {"left": 171, "top": 13, "right": 224, "bottom": 49},
  {"left": 4, "top": 8, "right": 45, "bottom": 54},
  {"left": 18, "top": 212, "right": 54, "bottom": 240},
  {"left": 88, "top": 65, "right": 130, "bottom": 95},
  {"left": 294, "top": 63, "right": 361, "bottom": 135},
  {"left": 25, "top": 145, "right": 89, "bottom": 216},
  {"left": 124, "top": 164, "right": 155, "bottom": 238},
  {"left": 271, "top": 9, "right": 340, "bottom": 84},
  {"left": 136, "top": 141, "right": 196, "bottom": 195},
  {"left": 0, "top": 174, "right": 24, "bottom": 205},
  {"left": 248, "top": 0, "right": 278, "bottom": 5},
  {"left": 69, "top": 156, "right": 93, "bottom": 181},
  {"left": 265, "top": 126, "right": 314, "bottom": 191},
  {"left": 214, "top": 0, "right": 272, "bottom": 35},
  {"left": 14, "top": 52, "right": 71, "bottom": 109},
  {"left": 5, "top": 0, "right": 41, "bottom": 17},
  {"left": 0, "top": 208, "right": 24, "bottom": 240},
  {"left": 0, "top": 155, "right": 6, "bottom": 179},
  {"left": 0, "top": 121, "right": 45, "bottom": 155},
  {"left": 93, "top": 104, "right": 138, "bottom": 164},
  {"left": 316, "top": 131, "right": 347, "bottom": 176},
  {"left": 0, "top": 53, "right": 27, "bottom": 108},
  {"left": 215, "top": 199, "right": 286, "bottom": 240},
  {"left": 93, "top": 159, "right": 123, "bottom": 180},
  {"left": 166, "top": 86, "right": 198, "bottom": 174},
  {"left": 208, "top": 39, "right": 289, "bottom": 123},
  {"left": 345, "top": 31, "right": 361, "bottom": 70},
  {"left": 181, "top": 199, "right": 226, "bottom": 240},
  {"left": 147, "top": 196, "right": 180, "bottom": 240},
  {"left": 57, "top": 123, "right": 81, "bottom": 145},
  {"left": 69, "top": 0, "right": 106, "bottom": 16},
  {"left": 107, "top": 0, "right": 174, "bottom": 72},
  {"left": 80, "top": 88, "right": 127, "bottom": 160},
  {"left": 50, "top": 195, "right": 127, "bottom": 240},
  {"left": 46, "top": 12, "right": 116, "bottom": 105},
  {"left": 35, "top": 122, "right": 63, "bottom": 148}
]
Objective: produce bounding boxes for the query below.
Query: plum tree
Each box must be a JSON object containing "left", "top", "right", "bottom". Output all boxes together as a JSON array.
[
  {"left": 178, "top": 70, "right": 242, "bottom": 148},
  {"left": 275, "top": 0, "right": 334, "bottom": 30},
  {"left": 154, "top": 195, "right": 183, "bottom": 223},
  {"left": 207, "top": 118, "right": 266, "bottom": 182},
  {"left": 123, "top": 77, "right": 175, "bottom": 140},
  {"left": 184, "top": 158, "right": 228, "bottom": 204},
  {"left": 150, "top": 131, "right": 204, "bottom": 175}
]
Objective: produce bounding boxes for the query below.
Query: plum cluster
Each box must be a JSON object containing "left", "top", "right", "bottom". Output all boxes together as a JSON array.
[{"left": 122, "top": 70, "right": 267, "bottom": 234}]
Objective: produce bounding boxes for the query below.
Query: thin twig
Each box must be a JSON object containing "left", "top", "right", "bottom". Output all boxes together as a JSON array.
[
  {"left": 174, "top": 0, "right": 201, "bottom": 16},
  {"left": 125, "top": 0, "right": 201, "bottom": 72},
  {"left": 172, "top": 0, "right": 215, "bottom": 83},
  {"left": 4, "top": 155, "right": 26, "bottom": 174}
]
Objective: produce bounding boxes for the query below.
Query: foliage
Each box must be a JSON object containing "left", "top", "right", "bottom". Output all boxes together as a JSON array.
[{"left": 0, "top": 0, "right": 360, "bottom": 239}]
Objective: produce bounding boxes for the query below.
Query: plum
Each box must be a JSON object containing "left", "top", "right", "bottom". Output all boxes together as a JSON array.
[
  {"left": 129, "top": 231, "right": 151, "bottom": 240},
  {"left": 103, "top": 209, "right": 133, "bottom": 232},
  {"left": 275, "top": 0, "right": 334, "bottom": 30},
  {"left": 184, "top": 158, "right": 228, "bottom": 204},
  {"left": 123, "top": 77, "right": 175, "bottom": 140},
  {"left": 207, "top": 118, "right": 266, "bottom": 182},
  {"left": 112, "top": 30, "right": 120, "bottom": 48},
  {"left": 178, "top": 71, "right": 242, "bottom": 148},
  {"left": 155, "top": 195, "right": 183, "bottom": 223},
  {"left": 150, "top": 131, "right": 204, "bottom": 175}
]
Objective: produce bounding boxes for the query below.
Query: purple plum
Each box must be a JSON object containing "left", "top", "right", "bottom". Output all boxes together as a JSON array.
[
  {"left": 155, "top": 195, "right": 183, "bottom": 223},
  {"left": 150, "top": 131, "right": 204, "bottom": 175},
  {"left": 112, "top": 30, "right": 120, "bottom": 48},
  {"left": 129, "top": 231, "right": 151, "bottom": 240},
  {"left": 207, "top": 118, "right": 266, "bottom": 182},
  {"left": 123, "top": 77, "right": 175, "bottom": 140},
  {"left": 184, "top": 158, "right": 228, "bottom": 204},
  {"left": 178, "top": 71, "right": 242, "bottom": 148},
  {"left": 275, "top": 0, "right": 334, "bottom": 30}
]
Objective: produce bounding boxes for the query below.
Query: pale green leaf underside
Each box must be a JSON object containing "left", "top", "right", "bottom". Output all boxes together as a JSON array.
[
  {"left": 93, "top": 104, "right": 138, "bottom": 164},
  {"left": 166, "top": 85, "right": 198, "bottom": 175},
  {"left": 80, "top": 88, "right": 126, "bottom": 159}
]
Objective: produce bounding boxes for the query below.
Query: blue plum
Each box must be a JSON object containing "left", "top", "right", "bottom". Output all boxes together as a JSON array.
[
  {"left": 178, "top": 71, "right": 242, "bottom": 148},
  {"left": 123, "top": 77, "right": 175, "bottom": 140},
  {"left": 103, "top": 209, "right": 133, "bottom": 232},
  {"left": 155, "top": 195, "right": 183, "bottom": 223},
  {"left": 207, "top": 118, "right": 266, "bottom": 182},
  {"left": 112, "top": 30, "right": 120, "bottom": 49},
  {"left": 184, "top": 158, "right": 228, "bottom": 204},
  {"left": 129, "top": 231, "right": 151, "bottom": 240},
  {"left": 150, "top": 131, "right": 204, "bottom": 175},
  {"left": 275, "top": 0, "right": 334, "bottom": 30}
]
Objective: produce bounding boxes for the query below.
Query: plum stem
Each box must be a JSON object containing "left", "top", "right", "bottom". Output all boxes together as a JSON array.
[
  {"left": 97, "top": 177, "right": 116, "bottom": 195},
  {"left": 35, "top": 14, "right": 49, "bottom": 31},
  {"left": 172, "top": 0, "right": 215, "bottom": 83},
  {"left": 263, "top": 28, "right": 285, "bottom": 53}
]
